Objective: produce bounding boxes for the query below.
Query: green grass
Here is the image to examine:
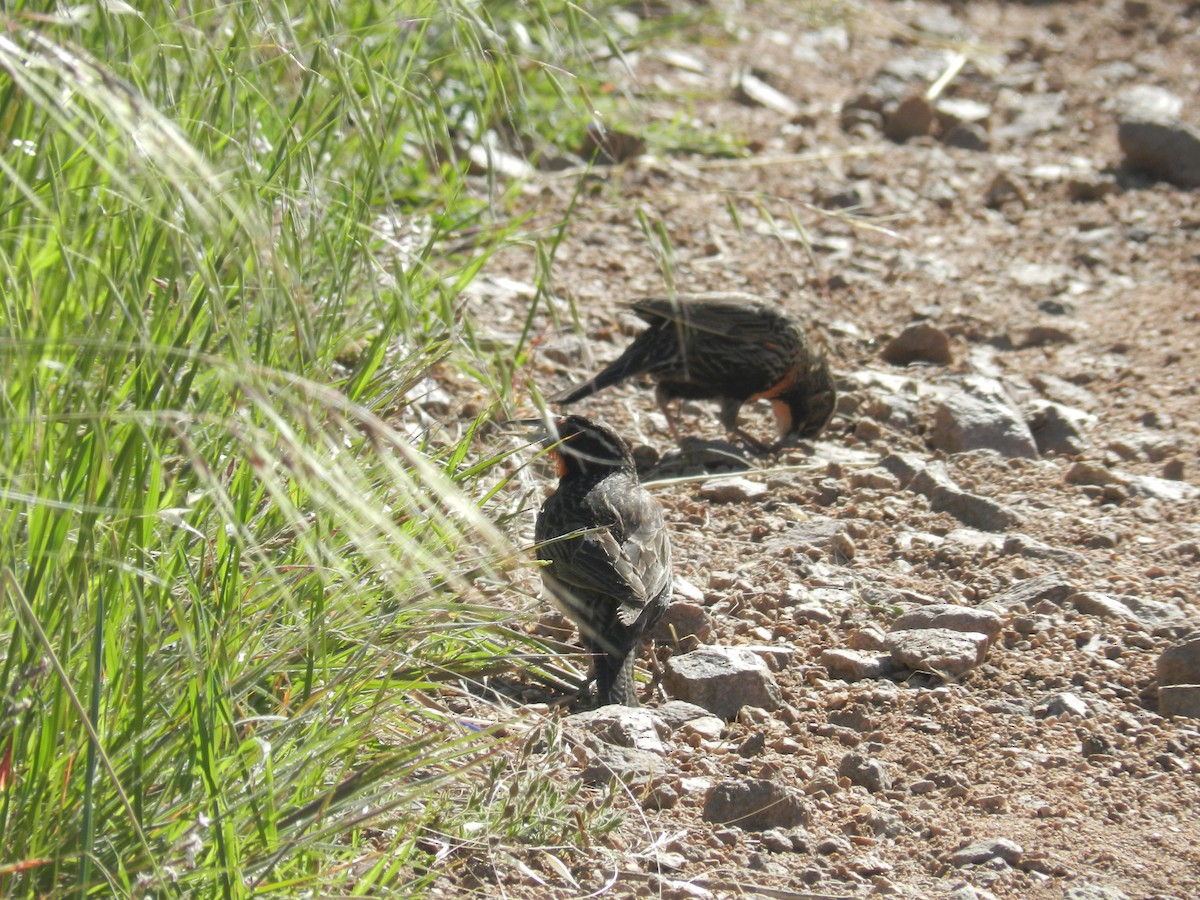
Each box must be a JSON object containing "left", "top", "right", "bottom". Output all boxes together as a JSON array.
[{"left": 0, "top": 1, "right": 652, "bottom": 895}]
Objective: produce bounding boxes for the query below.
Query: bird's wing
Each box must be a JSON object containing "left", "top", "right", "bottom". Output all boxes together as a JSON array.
[
  {"left": 595, "top": 486, "right": 672, "bottom": 627},
  {"left": 537, "top": 487, "right": 671, "bottom": 628},
  {"left": 631, "top": 294, "right": 788, "bottom": 346}
]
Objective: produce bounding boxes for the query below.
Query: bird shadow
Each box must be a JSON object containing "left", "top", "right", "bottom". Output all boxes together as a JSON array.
[{"left": 638, "top": 436, "right": 757, "bottom": 480}]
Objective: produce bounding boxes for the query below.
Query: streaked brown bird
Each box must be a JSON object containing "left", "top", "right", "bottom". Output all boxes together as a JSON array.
[
  {"left": 556, "top": 292, "right": 836, "bottom": 449},
  {"left": 530, "top": 415, "right": 673, "bottom": 707}
]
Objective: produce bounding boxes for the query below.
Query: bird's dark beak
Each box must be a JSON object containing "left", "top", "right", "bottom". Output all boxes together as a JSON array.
[{"left": 498, "top": 415, "right": 561, "bottom": 445}]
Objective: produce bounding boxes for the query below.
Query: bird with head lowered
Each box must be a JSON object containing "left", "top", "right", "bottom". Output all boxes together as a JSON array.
[{"left": 555, "top": 292, "right": 836, "bottom": 451}]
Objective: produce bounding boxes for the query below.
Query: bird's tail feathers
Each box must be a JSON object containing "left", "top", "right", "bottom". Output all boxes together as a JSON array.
[
  {"left": 553, "top": 345, "right": 653, "bottom": 405},
  {"left": 595, "top": 651, "right": 639, "bottom": 707}
]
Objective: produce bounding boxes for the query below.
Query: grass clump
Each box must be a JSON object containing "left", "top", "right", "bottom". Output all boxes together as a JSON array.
[{"left": 0, "top": 1, "right": 636, "bottom": 895}]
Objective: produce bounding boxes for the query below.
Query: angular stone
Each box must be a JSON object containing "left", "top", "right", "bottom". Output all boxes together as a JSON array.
[
  {"left": 1027, "top": 400, "right": 1095, "bottom": 456},
  {"left": 653, "top": 601, "right": 714, "bottom": 651},
  {"left": 930, "top": 376, "right": 1038, "bottom": 459},
  {"left": 985, "top": 171, "right": 1031, "bottom": 210},
  {"left": 947, "top": 528, "right": 1004, "bottom": 553},
  {"left": 950, "top": 838, "right": 1024, "bottom": 867},
  {"left": 1065, "top": 461, "right": 1120, "bottom": 487},
  {"left": 1034, "top": 692, "right": 1091, "bottom": 719},
  {"left": 681, "top": 715, "right": 725, "bottom": 743},
  {"left": 793, "top": 604, "right": 837, "bottom": 625},
  {"left": 995, "top": 92, "right": 1065, "bottom": 141},
  {"left": 1115, "top": 84, "right": 1183, "bottom": 120},
  {"left": 887, "top": 628, "right": 990, "bottom": 678},
  {"left": 1124, "top": 474, "right": 1199, "bottom": 502},
  {"left": 759, "top": 828, "right": 795, "bottom": 853},
  {"left": 837, "top": 752, "right": 892, "bottom": 792},
  {"left": 703, "top": 778, "right": 811, "bottom": 830},
  {"left": 1118, "top": 117, "right": 1200, "bottom": 187},
  {"left": 820, "top": 648, "right": 896, "bottom": 682},
  {"left": 882, "top": 321, "right": 953, "bottom": 365},
  {"left": 943, "top": 122, "right": 990, "bottom": 151},
  {"left": 768, "top": 518, "right": 845, "bottom": 554},
  {"left": 909, "top": 464, "right": 1022, "bottom": 532},
  {"left": 1157, "top": 638, "right": 1200, "bottom": 687},
  {"left": 741, "top": 644, "right": 796, "bottom": 672},
  {"left": 699, "top": 476, "right": 770, "bottom": 503},
  {"left": 664, "top": 647, "right": 783, "bottom": 719},
  {"left": 1069, "top": 592, "right": 1184, "bottom": 627},
  {"left": 581, "top": 744, "right": 666, "bottom": 786},
  {"left": 989, "top": 573, "right": 1076, "bottom": 610},
  {"left": 936, "top": 97, "right": 990, "bottom": 129},
  {"left": 673, "top": 575, "right": 706, "bottom": 603},
  {"left": 846, "top": 623, "right": 888, "bottom": 651},
  {"left": 570, "top": 706, "right": 672, "bottom": 754},
  {"left": 732, "top": 68, "right": 800, "bottom": 117},
  {"left": 879, "top": 452, "right": 925, "bottom": 487},
  {"left": 1063, "top": 884, "right": 1132, "bottom": 900},
  {"left": 1158, "top": 685, "right": 1200, "bottom": 719},
  {"left": 884, "top": 93, "right": 935, "bottom": 141},
  {"left": 850, "top": 853, "right": 893, "bottom": 877},
  {"left": 1003, "top": 533, "right": 1086, "bottom": 567},
  {"left": 653, "top": 700, "right": 718, "bottom": 730},
  {"left": 891, "top": 603, "right": 1002, "bottom": 645}
]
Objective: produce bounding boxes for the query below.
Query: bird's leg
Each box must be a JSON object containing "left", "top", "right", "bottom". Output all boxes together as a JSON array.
[
  {"left": 718, "top": 396, "right": 742, "bottom": 435},
  {"left": 719, "top": 397, "right": 771, "bottom": 453},
  {"left": 655, "top": 384, "right": 680, "bottom": 441},
  {"left": 732, "top": 427, "right": 773, "bottom": 455}
]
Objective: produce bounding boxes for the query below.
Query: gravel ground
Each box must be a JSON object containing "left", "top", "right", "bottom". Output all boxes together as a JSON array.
[{"left": 432, "top": 2, "right": 1200, "bottom": 897}]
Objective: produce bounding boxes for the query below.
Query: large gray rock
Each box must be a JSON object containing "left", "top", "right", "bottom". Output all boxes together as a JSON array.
[
  {"left": 1157, "top": 637, "right": 1200, "bottom": 686},
  {"left": 767, "top": 518, "right": 847, "bottom": 555},
  {"left": 698, "top": 476, "right": 770, "bottom": 503},
  {"left": 702, "top": 778, "right": 811, "bottom": 830},
  {"left": 1158, "top": 638, "right": 1200, "bottom": 718},
  {"left": 1069, "top": 592, "right": 1184, "bottom": 627},
  {"left": 653, "top": 601, "right": 714, "bottom": 652},
  {"left": 931, "top": 376, "right": 1038, "bottom": 459},
  {"left": 1027, "top": 400, "right": 1095, "bottom": 456},
  {"left": 1033, "top": 691, "right": 1091, "bottom": 719},
  {"left": 949, "top": 838, "right": 1024, "bottom": 867},
  {"left": 569, "top": 706, "right": 672, "bottom": 755},
  {"left": 887, "top": 628, "right": 990, "bottom": 678},
  {"left": 891, "top": 603, "right": 1002, "bottom": 646},
  {"left": 580, "top": 744, "right": 666, "bottom": 787},
  {"left": 1124, "top": 474, "right": 1199, "bottom": 502},
  {"left": 664, "top": 647, "right": 783, "bottom": 719},
  {"left": 1119, "top": 116, "right": 1200, "bottom": 187},
  {"left": 909, "top": 464, "right": 1022, "bottom": 532},
  {"left": 1003, "top": 533, "right": 1086, "bottom": 567},
  {"left": 1158, "top": 686, "right": 1200, "bottom": 719},
  {"left": 837, "top": 752, "right": 892, "bottom": 792},
  {"left": 882, "top": 321, "right": 953, "bottom": 365},
  {"left": 989, "top": 573, "right": 1077, "bottom": 610},
  {"left": 995, "top": 92, "right": 1065, "bottom": 141},
  {"left": 1062, "top": 884, "right": 1132, "bottom": 900},
  {"left": 820, "top": 648, "right": 896, "bottom": 682}
]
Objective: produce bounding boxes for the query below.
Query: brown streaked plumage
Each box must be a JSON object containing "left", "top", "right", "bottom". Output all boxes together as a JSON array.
[
  {"left": 556, "top": 292, "right": 836, "bottom": 448},
  {"left": 531, "top": 415, "right": 672, "bottom": 707}
]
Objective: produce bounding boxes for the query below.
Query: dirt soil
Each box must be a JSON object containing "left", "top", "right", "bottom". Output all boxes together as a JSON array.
[{"left": 434, "top": 2, "right": 1200, "bottom": 898}]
